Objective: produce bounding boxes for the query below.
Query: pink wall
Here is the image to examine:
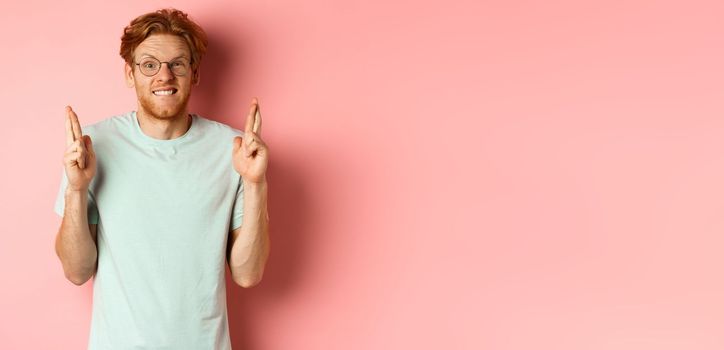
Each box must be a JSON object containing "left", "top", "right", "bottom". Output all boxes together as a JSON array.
[{"left": 2, "top": 0, "right": 723, "bottom": 348}]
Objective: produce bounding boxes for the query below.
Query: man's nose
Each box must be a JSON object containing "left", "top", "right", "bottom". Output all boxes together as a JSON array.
[{"left": 155, "top": 62, "right": 176, "bottom": 81}]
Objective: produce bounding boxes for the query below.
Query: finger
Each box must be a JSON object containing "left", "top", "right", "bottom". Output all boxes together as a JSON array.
[
  {"left": 245, "top": 131, "right": 256, "bottom": 146},
  {"left": 64, "top": 151, "right": 81, "bottom": 167},
  {"left": 67, "top": 138, "right": 87, "bottom": 169},
  {"left": 244, "top": 98, "right": 257, "bottom": 134},
  {"left": 69, "top": 106, "right": 83, "bottom": 141},
  {"left": 64, "top": 143, "right": 87, "bottom": 169},
  {"left": 75, "top": 139, "right": 86, "bottom": 169},
  {"left": 253, "top": 100, "right": 262, "bottom": 134},
  {"left": 65, "top": 107, "right": 76, "bottom": 147},
  {"left": 246, "top": 137, "right": 267, "bottom": 157},
  {"left": 245, "top": 141, "right": 260, "bottom": 158},
  {"left": 65, "top": 139, "right": 87, "bottom": 154},
  {"left": 249, "top": 142, "right": 268, "bottom": 158},
  {"left": 84, "top": 135, "right": 95, "bottom": 158},
  {"left": 233, "top": 136, "right": 243, "bottom": 153}
]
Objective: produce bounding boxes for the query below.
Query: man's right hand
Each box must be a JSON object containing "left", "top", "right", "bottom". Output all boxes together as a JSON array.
[{"left": 64, "top": 106, "right": 96, "bottom": 192}]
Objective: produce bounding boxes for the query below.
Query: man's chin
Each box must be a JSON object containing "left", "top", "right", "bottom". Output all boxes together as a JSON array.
[
  {"left": 153, "top": 108, "right": 182, "bottom": 119},
  {"left": 140, "top": 100, "right": 188, "bottom": 120}
]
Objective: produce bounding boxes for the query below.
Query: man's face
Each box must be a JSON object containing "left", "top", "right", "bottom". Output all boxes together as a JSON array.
[{"left": 124, "top": 33, "right": 197, "bottom": 120}]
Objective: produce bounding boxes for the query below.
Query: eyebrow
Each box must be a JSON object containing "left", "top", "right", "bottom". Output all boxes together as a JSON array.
[{"left": 138, "top": 53, "right": 189, "bottom": 60}]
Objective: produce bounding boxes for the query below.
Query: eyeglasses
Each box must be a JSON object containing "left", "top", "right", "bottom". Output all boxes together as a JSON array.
[{"left": 134, "top": 57, "right": 190, "bottom": 77}]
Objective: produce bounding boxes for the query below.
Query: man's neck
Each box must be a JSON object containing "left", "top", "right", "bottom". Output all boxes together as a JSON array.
[{"left": 136, "top": 108, "right": 192, "bottom": 140}]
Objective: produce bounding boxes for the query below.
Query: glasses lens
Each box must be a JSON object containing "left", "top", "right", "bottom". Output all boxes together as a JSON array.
[
  {"left": 169, "top": 59, "right": 189, "bottom": 76},
  {"left": 139, "top": 58, "right": 160, "bottom": 76}
]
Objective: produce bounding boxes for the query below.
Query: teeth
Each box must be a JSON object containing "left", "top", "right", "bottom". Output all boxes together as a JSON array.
[{"left": 153, "top": 90, "right": 174, "bottom": 96}]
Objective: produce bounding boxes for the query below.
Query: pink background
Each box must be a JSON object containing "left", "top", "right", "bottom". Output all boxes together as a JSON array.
[{"left": 1, "top": 0, "right": 723, "bottom": 348}]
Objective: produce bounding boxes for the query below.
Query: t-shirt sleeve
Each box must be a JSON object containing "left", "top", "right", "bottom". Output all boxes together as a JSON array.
[
  {"left": 54, "top": 168, "right": 100, "bottom": 224},
  {"left": 230, "top": 178, "right": 245, "bottom": 231}
]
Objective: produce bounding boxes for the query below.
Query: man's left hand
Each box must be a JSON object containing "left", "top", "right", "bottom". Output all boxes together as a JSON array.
[{"left": 233, "top": 97, "right": 268, "bottom": 183}]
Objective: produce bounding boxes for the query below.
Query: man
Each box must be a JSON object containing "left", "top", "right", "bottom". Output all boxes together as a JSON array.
[{"left": 53, "top": 8, "right": 270, "bottom": 349}]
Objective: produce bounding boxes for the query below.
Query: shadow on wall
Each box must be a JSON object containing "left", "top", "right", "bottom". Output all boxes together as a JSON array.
[
  {"left": 191, "top": 28, "right": 313, "bottom": 349},
  {"left": 190, "top": 27, "right": 234, "bottom": 119},
  {"left": 225, "top": 158, "right": 311, "bottom": 350}
]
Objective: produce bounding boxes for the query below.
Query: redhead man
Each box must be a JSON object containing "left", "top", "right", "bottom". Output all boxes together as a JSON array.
[{"left": 54, "top": 8, "right": 270, "bottom": 349}]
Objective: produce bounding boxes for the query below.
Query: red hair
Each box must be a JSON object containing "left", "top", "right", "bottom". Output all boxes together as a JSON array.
[{"left": 120, "top": 8, "right": 208, "bottom": 78}]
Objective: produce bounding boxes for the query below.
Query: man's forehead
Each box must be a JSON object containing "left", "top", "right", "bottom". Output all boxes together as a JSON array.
[{"left": 135, "top": 34, "right": 190, "bottom": 57}]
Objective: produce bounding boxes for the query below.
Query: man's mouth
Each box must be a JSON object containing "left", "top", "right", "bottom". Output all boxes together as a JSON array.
[{"left": 153, "top": 88, "right": 178, "bottom": 96}]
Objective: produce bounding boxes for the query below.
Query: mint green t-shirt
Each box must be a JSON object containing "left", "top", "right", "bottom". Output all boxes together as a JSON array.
[{"left": 54, "top": 110, "right": 245, "bottom": 349}]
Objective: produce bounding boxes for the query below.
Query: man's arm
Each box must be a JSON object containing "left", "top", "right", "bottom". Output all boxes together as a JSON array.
[
  {"left": 56, "top": 106, "right": 98, "bottom": 286},
  {"left": 227, "top": 180, "right": 270, "bottom": 288},
  {"left": 55, "top": 189, "right": 98, "bottom": 286}
]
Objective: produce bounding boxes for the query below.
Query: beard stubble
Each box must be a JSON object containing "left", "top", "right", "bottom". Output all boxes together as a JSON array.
[{"left": 138, "top": 90, "right": 191, "bottom": 122}]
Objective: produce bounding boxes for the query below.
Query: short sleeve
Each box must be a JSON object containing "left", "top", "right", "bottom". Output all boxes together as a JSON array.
[
  {"left": 230, "top": 178, "right": 245, "bottom": 231},
  {"left": 54, "top": 168, "right": 100, "bottom": 224}
]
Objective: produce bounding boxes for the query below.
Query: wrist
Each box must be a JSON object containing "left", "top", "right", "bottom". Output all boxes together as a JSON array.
[
  {"left": 242, "top": 177, "right": 267, "bottom": 189},
  {"left": 65, "top": 187, "right": 88, "bottom": 195}
]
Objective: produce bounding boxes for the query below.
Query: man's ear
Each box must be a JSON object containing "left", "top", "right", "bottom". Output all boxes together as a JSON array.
[
  {"left": 124, "top": 62, "right": 135, "bottom": 88},
  {"left": 192, "top": 68, "right": 201, "bottom": 86}
]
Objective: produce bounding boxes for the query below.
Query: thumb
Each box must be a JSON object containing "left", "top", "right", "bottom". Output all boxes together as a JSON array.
[
  {"left": 233, "top": 136, "right": 242, "bottom": 153},
  {"left": 84, "top": 135, "right": 95, "bottom": 156}
]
